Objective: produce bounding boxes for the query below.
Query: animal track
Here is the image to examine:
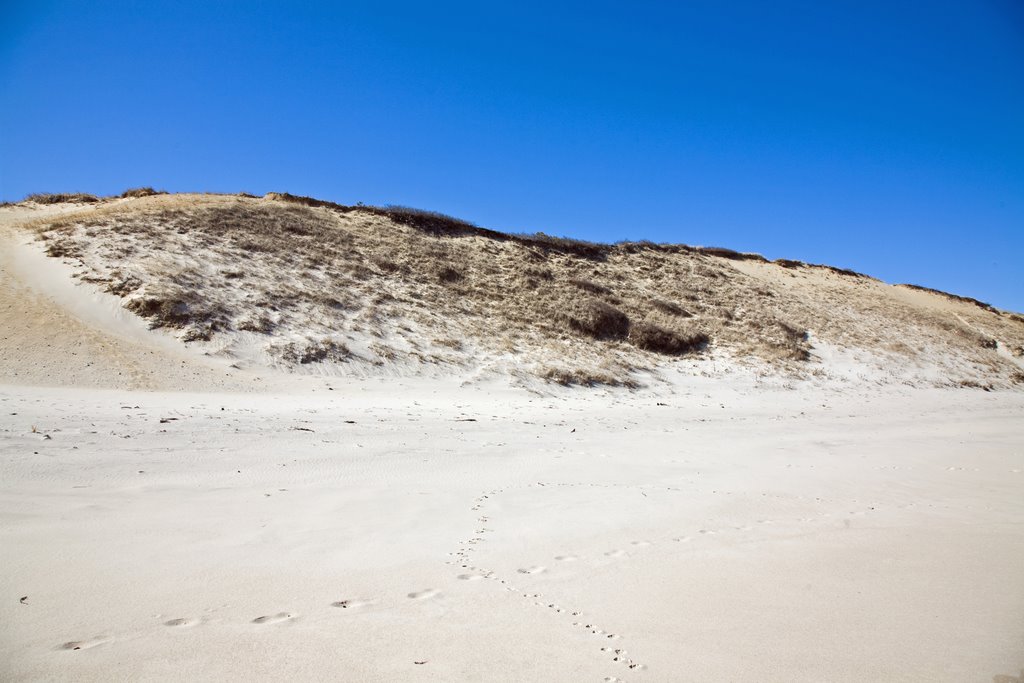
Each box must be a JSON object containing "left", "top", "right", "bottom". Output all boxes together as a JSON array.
[
  {"left": 59, "top": 636, "right": 110, "bottom": 651},
  {"left": 459, "top": 485, "right": 651, "bottom": 678},
  {"left": 163, "top": 617, "right": 198, "bottom": 627},
  {"left": 407, "top": 589, "right": 440, "bottom": 600},
  {"left": 252, "top": 612, "right": 295, "bottom": 624},
  {"left": 448, "top": 480, "right": 886, "bottom": 680}
]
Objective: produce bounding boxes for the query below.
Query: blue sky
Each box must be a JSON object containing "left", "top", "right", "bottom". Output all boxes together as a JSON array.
[{"left": 2, "top": 1, "right": 1022, "bottom": 310}]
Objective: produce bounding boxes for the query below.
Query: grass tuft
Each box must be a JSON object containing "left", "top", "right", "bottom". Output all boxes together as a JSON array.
[
  {"left": 561, "top": 298, "right": 630, "bottom": 340},
  {"left": 629, "top": 322, "right": 708, "bottom": 355}
]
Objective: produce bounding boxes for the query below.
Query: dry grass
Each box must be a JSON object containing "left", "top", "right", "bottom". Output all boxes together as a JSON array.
[{"left": 17, "top": 192, "right": 1024, "bottom": 388}]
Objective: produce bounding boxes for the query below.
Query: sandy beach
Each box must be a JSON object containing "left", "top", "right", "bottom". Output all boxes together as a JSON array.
[{"left": 2, "top": 376, "right": 1023, "bottom": 681}]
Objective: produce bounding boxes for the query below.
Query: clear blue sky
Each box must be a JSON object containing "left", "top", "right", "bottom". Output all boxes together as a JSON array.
[{"left": 2, "top": 1, "right": 1022, "bottom": 310}]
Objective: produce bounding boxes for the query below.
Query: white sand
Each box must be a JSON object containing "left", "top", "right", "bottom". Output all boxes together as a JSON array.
[{"left": 1, "top": 209, "right": 1023, "bottom": 681}]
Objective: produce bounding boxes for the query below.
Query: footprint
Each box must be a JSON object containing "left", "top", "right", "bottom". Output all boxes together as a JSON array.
[
  {"left": 407, "top": 589, "right": 440, "bottom": 600},
  {"left": 517, "top": 566, "right": 546, "bottom": 574},
  {"left": 672, "top": 536, "right": 692, "bottom": 543},
  {"left": 331, "top": 599, "right": 372, "bottom": 609},
  {"left": 604, "top": 549, "right": 625, "bottom": 558},
  {"left": 163, "top": 618, "right": 198, "bottom": 627},
  {"left": 554, "top": 554, "right": 578, "bottom": 562},
  {"left": 457, "top": 574, "right": 485, "bottom": 581},
  {"left": 630, "top": 540, "right": 651, "bottom": 547},
  {"left": 59, "top": 636, "right": 110, "bottom": 651},
  {"left": 252, "top": 612, "right": 295, "bottom": 624}
]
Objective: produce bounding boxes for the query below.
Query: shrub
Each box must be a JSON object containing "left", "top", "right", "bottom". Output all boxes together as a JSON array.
[
  {"left": 776, "top": 322, "right": 812, "bottom": 361},
  {"left": 43, "top": 237, "right": 83, "bottom": 258},
  {"left": 697, "top": 246, "right": 767, "bottom": 262},
  {"left": 274, "top": 340, "right": 350, "bottom": 364},
  {"left": 523, "top": 266, "right": 553, "bottom": 281},
  {"left": 120, "top": 187, "right": 167, "bottom": 198},
  {"left": 568, "top": 278, "right": 611, "bottom": 295},
  {"left": 237, "top": 315, "right": 274, "bottom": 333},
  {"left": 264, "top": 191, "right": 351, "bottom": 212},
  {"left": 105, "top": 274, "right": 142, "bottom": 296},
  {"left": 900, "top": 284, "right": 996, "bottom": 312},
  {"left": 372, "top": 258, "right": 404, "bottom": 274},
  {"left": 181, "top": 324, "right": 215, "bottom": 342},
  {"left": 520, "top": 232, "right": 608, "bottom": 261},
  {"left": 650, "top": 299, "right": 691, "bottom": 317},
  {"left": 437, "top": 266, "right": 464, "bottom": 283},
  {"left": 629, "top": 322, "right": 708, "bottom": 355},
  {"left": 775, "top": 258, "right": 804, "bottom": 269},
  {"left": 541, "top": 367, "right": 639, "bottom": 389},
  {"left": 380, "top": 205, "right": 478, "bottom": 232},
  {"left": 562, "top": 298, "right": 630, "bottom": 340},
  {"left": 125, "top": 291, "right": 228, "bottom": 332},
  {"left": 817, "top": 264, "right": 870, "bottom": 279},
  {"left": 25, "top": 192, "right": 99, "bottom": 204}
]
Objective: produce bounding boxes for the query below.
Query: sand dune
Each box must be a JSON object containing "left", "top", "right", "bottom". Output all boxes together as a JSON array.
[
  {"left": 4, "top": 192, "right": 1022, "bottom": 390},
  {"left": 1, "top": 195, "right": 1022, "bottom": 682}
]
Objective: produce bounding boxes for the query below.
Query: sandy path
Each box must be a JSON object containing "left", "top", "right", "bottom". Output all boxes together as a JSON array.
[
  {"left": 1, "top": 380, "right": 1021, "bottom": 682},
  {"left": 0, "top": 222, "right": 271, "bottom": 393}
]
